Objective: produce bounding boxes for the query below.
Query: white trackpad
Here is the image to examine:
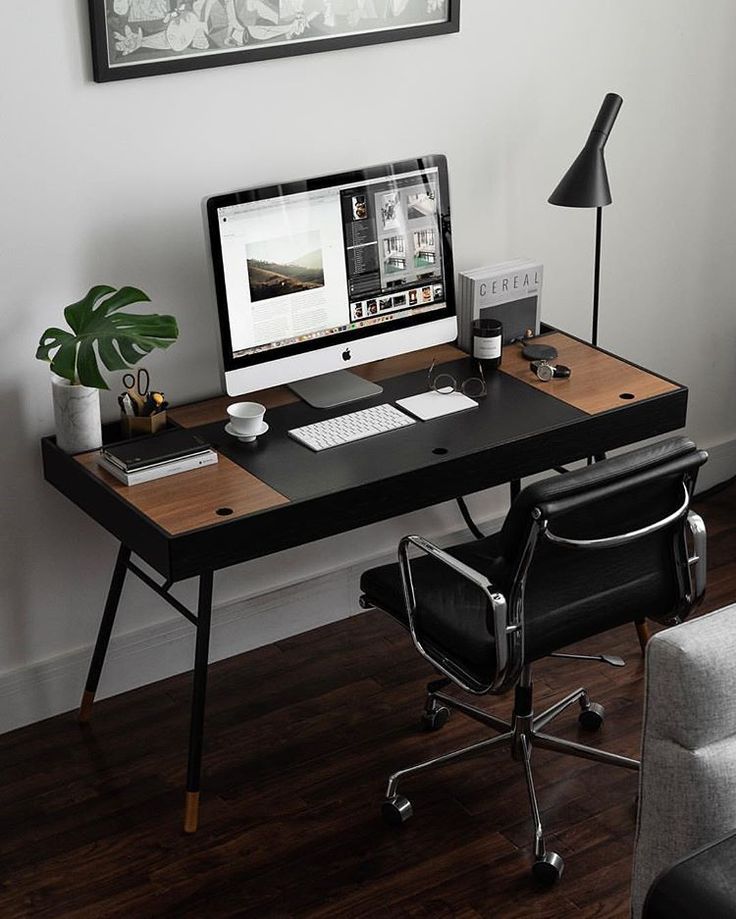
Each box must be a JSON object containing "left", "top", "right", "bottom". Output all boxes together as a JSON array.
[{"left": 395, "top": 390, "right": 479, "bottom": 421}]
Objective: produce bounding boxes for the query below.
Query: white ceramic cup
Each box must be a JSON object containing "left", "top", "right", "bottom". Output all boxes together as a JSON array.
[{"left": 227, "top": 401, "right": 266, "bottom": 437}]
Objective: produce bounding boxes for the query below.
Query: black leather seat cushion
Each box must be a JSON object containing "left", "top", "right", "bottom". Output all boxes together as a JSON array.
[
  {"left": 360, "top": 527, "right": 673, "bottom": 671},
  {"left": 361, "top": 533, "right": 510, "bottom": 677},
  {"left": 644, "top": 831, "right": 736, "bottom": 919}
]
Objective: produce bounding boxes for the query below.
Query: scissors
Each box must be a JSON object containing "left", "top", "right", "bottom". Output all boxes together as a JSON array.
[{"left": 122, "top": 368, "right": 150, "bottom": 413}]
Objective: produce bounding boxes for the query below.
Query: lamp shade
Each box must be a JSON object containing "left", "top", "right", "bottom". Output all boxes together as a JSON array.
[{"left": 548, "top": 93, "right": 623, "bottom": 208}]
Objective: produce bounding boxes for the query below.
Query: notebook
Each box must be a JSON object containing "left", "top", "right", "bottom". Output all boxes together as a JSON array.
[{"left": 102, "top": 429, "right": 211, "bottom": 472}]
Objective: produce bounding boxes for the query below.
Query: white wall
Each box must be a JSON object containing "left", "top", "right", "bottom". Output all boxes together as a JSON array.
[{"left": 2, "top": 0, "right": 735, "bottom": 731}]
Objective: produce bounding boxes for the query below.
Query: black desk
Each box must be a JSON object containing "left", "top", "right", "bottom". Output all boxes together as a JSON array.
[{"left": 42, "top": 332, "right": 686, "bottom": 832}]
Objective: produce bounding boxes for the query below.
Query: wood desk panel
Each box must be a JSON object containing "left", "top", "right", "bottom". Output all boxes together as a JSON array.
[
  {"left": 500, "top": 333, "right": 679, "bottom": 414},
  {"left": 75, "top": 452, "right": 289, "bottom": 536}
]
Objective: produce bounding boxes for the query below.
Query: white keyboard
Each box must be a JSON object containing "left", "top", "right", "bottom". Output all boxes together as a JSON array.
[{"left": 288, "top": 403, "right": 417, "bottom": 452}]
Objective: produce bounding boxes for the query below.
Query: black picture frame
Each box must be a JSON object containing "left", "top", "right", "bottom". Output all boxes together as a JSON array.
[{"left": 88, "top": 1, "right": 460, "bottom": 83}]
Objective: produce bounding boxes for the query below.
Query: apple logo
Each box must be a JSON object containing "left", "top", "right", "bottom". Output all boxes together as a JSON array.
[{"left": 342, "top": 348, "right": 352, "bottom": 361}]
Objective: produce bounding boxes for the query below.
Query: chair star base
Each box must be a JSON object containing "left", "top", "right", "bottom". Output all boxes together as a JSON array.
[{"left": 382, "top": 668, "right": 640, "bottom": 885}]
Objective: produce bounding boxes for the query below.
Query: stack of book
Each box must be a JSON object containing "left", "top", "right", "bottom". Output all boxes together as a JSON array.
[
  {"left": 457, "top": 258, "right": 544, "bottom": 353},
  {"left": 98, "top": 429, "right": 218, "bottom": 486}
]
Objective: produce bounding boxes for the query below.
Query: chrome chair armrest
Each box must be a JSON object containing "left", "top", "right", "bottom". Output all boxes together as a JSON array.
[
  {"left": 687, "top": 509, "right": 707, "bottom": 604},
  {"left": 398, "top": 535, "right": 510, "bottom": 694}
]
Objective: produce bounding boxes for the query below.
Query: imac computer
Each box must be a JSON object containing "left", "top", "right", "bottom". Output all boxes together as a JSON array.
[{"left": 205, "top": 155, "right": 457, "bottom": 408}]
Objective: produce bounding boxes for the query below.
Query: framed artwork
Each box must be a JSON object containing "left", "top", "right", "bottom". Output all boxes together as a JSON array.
[{"left": 88, "top": 1, "right": 460, "bottom": 83}]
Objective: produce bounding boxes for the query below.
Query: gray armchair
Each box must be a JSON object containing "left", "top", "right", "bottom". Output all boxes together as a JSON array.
[{"left": 632, "top": 604, "right": 736, "bottom": 916}]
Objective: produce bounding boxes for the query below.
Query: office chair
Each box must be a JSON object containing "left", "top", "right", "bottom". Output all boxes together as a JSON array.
[{"left": 360, "top": 437, "right": 707, "bottom": 884}]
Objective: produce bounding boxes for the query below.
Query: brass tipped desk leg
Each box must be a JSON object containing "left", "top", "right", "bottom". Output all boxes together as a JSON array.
[
  {"left": 183, "top": 570, "right": 214, "bottom": 836},
  {"left": 79, "top": 544, "right": 131, "bottom": 724},
  {"left": 78, "top": 690, "right": 96, "bottom": 724},
  {"left": 184, "top": 791, "right": 200, "bottom": 834},
  {"left": 635, "top": 619, "right": 652, "bottom": 655}
]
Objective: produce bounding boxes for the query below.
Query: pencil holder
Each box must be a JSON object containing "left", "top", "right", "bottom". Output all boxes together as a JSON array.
[{"left": 121, "top": 411, "right": 167, "bottom": 438}]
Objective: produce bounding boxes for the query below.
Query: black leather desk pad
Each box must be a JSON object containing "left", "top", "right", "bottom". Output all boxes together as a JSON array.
[{"left": 190, "top": 359, "right": 587, "bottom": 503}]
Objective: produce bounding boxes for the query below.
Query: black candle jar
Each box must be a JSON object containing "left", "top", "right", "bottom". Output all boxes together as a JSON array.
[{"left": 472, "top": 318, "right": 503, "bottom": 371}]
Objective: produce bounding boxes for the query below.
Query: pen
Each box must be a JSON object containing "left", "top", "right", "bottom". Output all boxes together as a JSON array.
[{"left": 119, "top": 392, "right": 136, "bottom": 417}]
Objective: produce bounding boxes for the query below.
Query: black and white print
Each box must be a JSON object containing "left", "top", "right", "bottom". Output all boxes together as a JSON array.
[{"left": 90, "top": 0, "right": 459, "bottom": 81}]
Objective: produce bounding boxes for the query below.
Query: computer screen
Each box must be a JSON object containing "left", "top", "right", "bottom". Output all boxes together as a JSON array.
[{"left": 206, "top": 155, "right": 456, "bottom": 396}]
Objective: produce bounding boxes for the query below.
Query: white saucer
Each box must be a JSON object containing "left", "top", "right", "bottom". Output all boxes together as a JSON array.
[{"left": 225, "top": 421, "right": 269, "bottom": 442}]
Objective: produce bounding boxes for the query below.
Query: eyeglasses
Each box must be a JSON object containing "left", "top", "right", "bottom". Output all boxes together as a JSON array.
[{"left": 428, "top": 358, "right": 487, "bottom": 399}]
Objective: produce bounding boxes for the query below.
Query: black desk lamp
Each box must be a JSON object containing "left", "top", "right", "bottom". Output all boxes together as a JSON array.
[{"left": 549, "top": 93, "right": 623, "bottom": 346}]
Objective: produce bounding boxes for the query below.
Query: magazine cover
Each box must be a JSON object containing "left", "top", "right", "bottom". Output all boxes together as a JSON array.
[{"left": 458, "top": 260, "right": 544, "bottom": 351}]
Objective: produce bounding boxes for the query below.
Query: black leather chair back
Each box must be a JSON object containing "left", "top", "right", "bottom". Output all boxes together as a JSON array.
[{"left": 503, "top": 437, "right": 707, "bottom": 664}]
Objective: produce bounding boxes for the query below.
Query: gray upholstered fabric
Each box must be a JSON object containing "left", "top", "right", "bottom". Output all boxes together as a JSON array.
[{"left": 631, "top": 605, "right": 736, "bottom": 918}]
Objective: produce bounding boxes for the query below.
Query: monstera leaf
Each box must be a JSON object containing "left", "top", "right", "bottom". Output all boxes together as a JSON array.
[{"left": 36, "top": 285, "right": 179, "bottom": 390}]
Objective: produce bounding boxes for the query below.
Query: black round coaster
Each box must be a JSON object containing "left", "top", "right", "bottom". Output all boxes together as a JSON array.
[{"left": 522, "top": 343, "right": 558, "bottom": 361}]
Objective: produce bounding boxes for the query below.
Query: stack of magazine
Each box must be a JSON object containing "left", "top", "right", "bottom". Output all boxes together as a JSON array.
[
  {"left": 457, "top": 258, "right": 544, "bottom": 352},
  {"left": 98, "top": 429, "right": 218, "bottom": 486}
]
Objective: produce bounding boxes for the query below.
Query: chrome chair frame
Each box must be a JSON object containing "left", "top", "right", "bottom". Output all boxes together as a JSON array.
[{"left": 372, "top": 491, "right": 706, "bottom": 884}]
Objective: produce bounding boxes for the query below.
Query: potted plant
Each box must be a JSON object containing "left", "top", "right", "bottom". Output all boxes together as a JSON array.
[{"left": 37, "top": 285, "right": 179, "bottom": 453}]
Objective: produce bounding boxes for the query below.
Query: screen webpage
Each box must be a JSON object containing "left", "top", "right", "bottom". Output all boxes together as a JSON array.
[{"left": 217, "top": 167, "right": 447, "bottom": 360}]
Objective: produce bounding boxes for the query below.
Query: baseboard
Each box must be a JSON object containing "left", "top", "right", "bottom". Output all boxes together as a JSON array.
[
  {"left": 694, "top": 436, "right": 736, "bottom": 494},
  {"left": 0, "top": 511, "right": 504, "bottom": 736}
]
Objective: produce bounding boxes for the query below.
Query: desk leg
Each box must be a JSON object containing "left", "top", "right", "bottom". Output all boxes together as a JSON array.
[
  {"left": 635, "top": 619, "right": 651, "bottom": 655},
  {"left": 78, "top": 544, "right": 131, "bottom": 723},
  {"left": 184, "top": 569, "right": 214, "bottom": 834}
]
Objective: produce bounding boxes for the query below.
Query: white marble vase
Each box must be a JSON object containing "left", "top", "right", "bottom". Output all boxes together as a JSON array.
[{"left": 52, "top": 376, "right": 102, "bottom": 454}]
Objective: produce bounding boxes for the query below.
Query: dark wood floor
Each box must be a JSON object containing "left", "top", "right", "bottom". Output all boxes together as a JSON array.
[{"left": 2, "top": 483, "right": 735, "bottom": 918}]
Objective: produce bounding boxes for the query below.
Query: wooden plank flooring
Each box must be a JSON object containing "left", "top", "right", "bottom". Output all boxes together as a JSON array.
[{"left": 1, "top": 483, "right": 735, "bottom": 918}]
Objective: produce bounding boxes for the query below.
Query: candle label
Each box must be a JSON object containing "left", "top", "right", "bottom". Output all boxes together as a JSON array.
[{"left": 474, "top": 336, "right": 502, "bottom": 360}]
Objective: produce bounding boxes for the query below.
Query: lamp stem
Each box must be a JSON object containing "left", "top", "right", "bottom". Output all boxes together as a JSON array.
[{"left": 592, "top": 206, "right": 603, "bottom": 347}]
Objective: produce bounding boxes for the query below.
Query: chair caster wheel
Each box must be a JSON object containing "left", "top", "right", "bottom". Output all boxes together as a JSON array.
[
  {"left": 382, "top": 795, "right": 413, "bottom": 826},
  {"left": 532, "top": 851, "right": 564, "bottom": 885},
  {"left": 579, "top": 702, "right": 605, "bottom": 731},
  {"left": 421, "top": 706, "right": 450, "bottom": 731}
]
